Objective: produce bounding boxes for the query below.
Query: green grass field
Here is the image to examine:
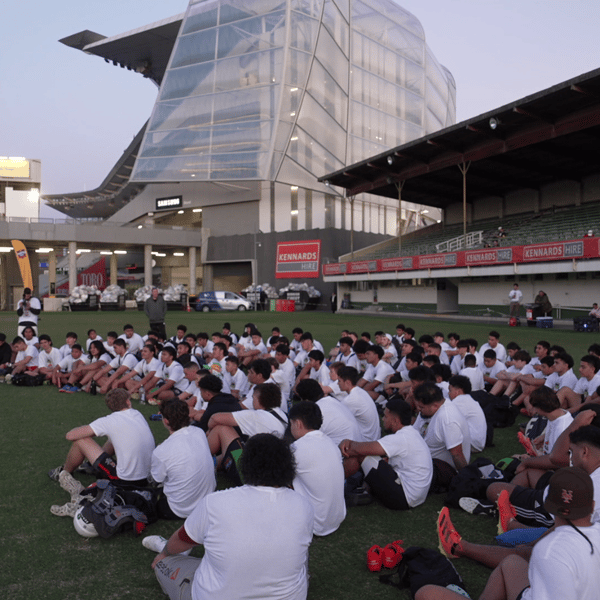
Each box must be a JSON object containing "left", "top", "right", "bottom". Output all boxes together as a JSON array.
[{"left": 1, "top": 309, "right": 596, "bottom": 600}]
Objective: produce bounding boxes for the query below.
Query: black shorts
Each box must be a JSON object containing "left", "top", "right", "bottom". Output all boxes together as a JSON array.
[
  {"left": 364, "top": 460, "right": 410, "bottom": 511},
  {"left": 509, "top": 471, "right": 554, "bottom": 528},
  {"left": 91, "top": 452, "right": 148, "bottom": 487}
]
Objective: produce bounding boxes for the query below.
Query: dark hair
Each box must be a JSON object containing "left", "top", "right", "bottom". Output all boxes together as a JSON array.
[
  {"left": 39, "top": 334, "right": 52, "bottom": 344},
  {"left": 105, "top": 388, "right": 130, "bottom": 412},
  {"left": 275, "top": 344, "right": 290, "bottom": 356},
  {"left": 160, "top": 399, "right": 190, "bottom": 431},
  {"left": 296, "top": 378, "right": 325, "bottom": 402},
  {"left": 197, "top": 373, "right": 223, "bottom": 393},
  {"left": 213, "top": 342, "right": 227, "bottom": 355},
  {"left": 414, "top": 381, "right": 444, "bottom": 405},
  {"left": 513, "top": 350, "right": 531, "bottom": 363},
  {"left": 292, "top": 327, "right": 303, "bottom": 335},
  {"left": 225, "top": 355, "right": 239, "bottom": 366},
  {"left": 254, "top": 382, "right": 282, "bottom": 410},
  {"left": 449, "top": 375, "right": 472, "bottom": 394},
  {"left": 66, "top": 331, "right": 78, "bottom": 339},
  {"left": 161, "top": 346, "right": 177, "bottom": 359},
  {"left": 489, "top": 331, "right": 500, "bottom": 339},
  {"left": 87, "top": 329, "right": 96, "bottom": 336},
  {"left": 197, "top": 332, "right": 209, "bottom": 341},
  {"left": 89, "top": 340, "right": 109, "bottom": 358},
  {"left": 12, "top": 336, "right": 24, "bottom": 345},
  {"left": 463, "top": 354, "right": 477, "bottom": 368},
  {"left": 300, "top": 332, "right": 314, "bottom": 342},
  {"left": 176, "top": 325, "right": 187, "bottom": 333},
  {"left": 71, "top": 344, "right": 83, "bottom": 352},
  {"left": 581, "top": 355, "right": 600, "bottom": 374},
  {"left": 540, "top": 356, "right": 555, "bottom": 367},
  {"left": 483, "top": 349, "right": 497, "bottom": 360},
  {"left": 404, "top": 327, "right": 415, "bottom": 337},
  {"left": 339, "top": 336, "right": 353, "bottom": 346},
  {"left": 408, "top": 365, "right": 435, "bottom": 383},
  {"left": 123, "top": 324, "right": 134, "bottom": 331},
  {"left": 423, "top": 354, "right": 440, "bottom": 366},
  {"left": 570, "top": 425, "right": 600, "bottom": 450},
  {"left": 353, "top": 340, "right": 371, "bottom": 355},
  {"left": 248, "top": 359, "right": 271, "bottom": 381},
  {"left": 418, "top": 334, "right": 434, "bottom": 346},
  {"left": 537, "top": 340, "right": 551, "bottom": 351},
  {"left": 107, "top": 331, "right": 118, "bottom": 339},
  {"left": 337, "top": 366, "right": 360, "bottom": 386},
  {"left": 289, "top": 401, "right": 323, "bottom": 431},
  {"left": 406, "top": 352, "right": 422, "bottom": 365},
  {"left": 386, "top": 398, "right": 412, "bottom": 426},
  {"left": 308, "top": 349, "right": 325, "bottom": 364},
  {"left": 555, "top": 353, "right": 574, "bottom": 370},
  {"left": 251, "top": 330, "right": 262, "bottom": 338},
  {"left": 587, "top": 344, "right": 600, "bottom": 356},
  {"left": 431, "top": 363, "right": 451, "bottom": 382},
  {"left": 239, "top": 433, "right": 296, "bottom": 488},
  {"left": 366, "top": 345, "right": 384, "bottom": 359},
  {"left": 530, "top": 387, "right": 560, "bottom": 413},
  {"left": 448, "top": 332, "right": 460, "bottom": 341},
  {"left": 396, "top": 323, "right": 406, "bottom": 330},
  {"left": 361, "top": 331, "right": 371, "bottom": 340},
  {"left": 506, "top": 341, "right": 521, "bottom": 351}
]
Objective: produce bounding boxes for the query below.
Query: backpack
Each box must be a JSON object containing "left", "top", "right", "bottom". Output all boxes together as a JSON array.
[
  {"left": 379, "top": 546, "right": 465, "bottom": 598},
  {"left": 444, "top": 457, "right": 502, "bottom": 508},
  {"left": 11, "top": 372, "right": 46, "bottom": 386}
]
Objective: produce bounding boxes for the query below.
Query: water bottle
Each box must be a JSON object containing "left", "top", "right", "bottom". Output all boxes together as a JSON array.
[
  {"left": 90, "top": 380, "right": 97, "bottom": 396},
  {"left": 140, "top": 387, "right": 146, "bottom": 404}
]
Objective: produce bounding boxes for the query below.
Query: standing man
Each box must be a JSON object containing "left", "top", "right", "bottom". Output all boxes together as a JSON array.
[
  {"left": 17, "top": 287, "right": 41, "bottom": 337},
  {"left": 509, "top": 283, "right": 523, "bottom": 318},
  {"left": 144, "top": 287, "right": 167, "bottom": 340}
]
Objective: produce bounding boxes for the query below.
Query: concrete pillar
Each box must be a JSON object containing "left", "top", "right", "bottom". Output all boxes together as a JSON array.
[
  {"left": 189, "top": 247, "right": 197, "bottom": 295},
  {"left": 110, "top": 253, "right": 118, "bottom": 286},
  {"left": 68, "top": 241, "right": 77, "bottom": 292},
  {"left": 48, "top": 250, "right": 57, "bottom": 297},
  {"left": 144, "top": 245, "right": 152, "bottom": 287}
]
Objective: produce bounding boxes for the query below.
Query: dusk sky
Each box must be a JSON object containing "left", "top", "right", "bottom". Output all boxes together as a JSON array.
[{"left": 2, "top": 1, "right": 600, "bottom": 217}]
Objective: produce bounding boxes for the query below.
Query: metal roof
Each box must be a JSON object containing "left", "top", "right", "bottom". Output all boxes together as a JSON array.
[{"left": 320, "top": 67, "right": 600, "bottom": 208}]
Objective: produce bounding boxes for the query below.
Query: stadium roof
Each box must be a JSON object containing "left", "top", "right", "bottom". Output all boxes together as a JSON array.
[{"left": 320, "top": 67, "right": 600, "bottom": 208}]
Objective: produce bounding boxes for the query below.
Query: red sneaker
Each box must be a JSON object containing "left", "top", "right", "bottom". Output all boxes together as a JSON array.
[
  {"left": 367, "top": 545, "right": 383, "bottom": 572},
  {"left": 437, "top": 507, "right": 462, "bottom": 559},
  {"left": 382, "top": 543, "right": 402, "bottom": 568},
  {"left": 497, "top": 489, "right": 517, "bottom": 534},
  {"left": 518, "top": 431, "right": 537, "bottom": 457}
]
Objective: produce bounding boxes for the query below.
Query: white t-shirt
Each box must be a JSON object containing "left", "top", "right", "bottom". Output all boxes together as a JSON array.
[
  {"left": 521, "top": 522, "right": 600, "bottom": 600},
  {"left": 542, "top": 410, "right": 573, "bottom": 455},
  {"left": 414, "top": 401, "right": 471, "bottom": 467},
  {"left": 459, "top": 366, "right": 485, "bottom": 392},
  {"left": 119, "top": 332, "right": 145, "bottom": 355},
  {"left": 292, "top": 430, "right": 346, "bottom": 536},
  {"left": 16, "top": 345, "right": 38, "bottom": 368},
  {"left": 89, "top": 408, "right": 155, "bottom": 480},
  {"left": 58, "top": 354, "right": 81, "bottom": 372},
  {"left": 17, "top": 296, "right": 41, "bottom": 325},
  {"left": 38, "top": 347, "right": 62, "bottom": 370},
  {"left": 574, "top": 373, "right": 600, "bottom": 399},
  {"left": 509, "top": 288, "right": 523, "bottom": 303},
  {"left": 309, "top": 363, "right": 331, "bottom": 387},
  {"left": 378, "top": 425, "right": 433, "bottom": 508},
  {"left": 316, "top": 397, "right": 362, "bottom": 445},
  {"left": 85, "top": 335, "right": 103, "bottom": 351},
  {"left": 185, "top": 485, "right": 313, "bottom": 600},
  {"left": 109, "top": 352, "right": 138, "bottom": 372},
  {"left": 451, "top": 393, "right": 487, "bottom": 453},
  {"left": 133, "top": 357, "right": 161, "bottom": 378},
  {"left": 224, "top": 368, "right": 249, "bottom": 398},
  {"left": 151, "top": 426, "right": 216, "bottom": 518},
  {"left": 478, "top": 360, "right": 504, "bottom": 380},
  {"left": 339, "top": 351, "right": 360, "bottom": 370},
  {"left": 159, "top": 361, "right": 187, "bottom": 389},
  {"left": 277, "top": 358, "right": 296, "bottom": 391},
  {"left": 362, "top": 360, "right": 394, "bottom": 393},
  {"left": 233, "top": 408, "right": 288, "bottom": 438},
  {"left": 545, "top": 369, "right": 578, "bottom": 392},
  {"left": 342, "top": 386, "right": 381, "bottom": 442},
  {"left": 478, "top": 342, "right": 507, "bottom": 363}
]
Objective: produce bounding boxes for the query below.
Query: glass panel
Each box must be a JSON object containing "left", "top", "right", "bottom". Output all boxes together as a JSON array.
[
  {"left": 322, "top": 0, "right": 348, "bottom": 56},
  {"left": 148, "top": 98, "right": 214, "bottom": 132},
  {"left": 219, "top": 0, "right": 287, "bottom": 24},
  {"left": 215, "top": 49, "right": 283, "bottom": 92},
  {"left": 315, "top": 26, "right": 348, "bottom": 89},
  {"left": 287, "top": 126, "right": 343, "bottom": 177},
  {"left": 289, "top": 13, "right": 319, "bottom": 53},
  {"left": 172, "top": 29, "right": 217, "bottom": 67},
  {"left": 160, "top": 62, "right": 216, "bottom": 101},
  {"left": 285, "top": 49, "right": 311, "bottom": 87},
  {"left": 405, "top": 59, "right": 424, "bottom": 95},
  {"left": 331, "top": 0, "right": 349, "bottom": 23},
  {"left": 133, "top": 155, "right": 211, "bottom": 181},
  {"left": 209, "top": 151, "right": 267, "bottom": 179},
  {"left": 306, "top": 59, "right": 347, "bottom": 126},
  {"left": 279, "top": 85, "right": 302, "bottom": 122},
  {"left": 298, "top": 94, "right": 346, "bottom": 161},
  {"left": 217, "top": 11, "right": 285, "bottom": 60},
  {"left": 141, "top": 129, "right": 212, "bottom": 157},
  {"left": 183, "top": 0, "right": 220, "bottom": 34},
  {"left": 291, "top": 0, "right": 324, "bottom": 19}
]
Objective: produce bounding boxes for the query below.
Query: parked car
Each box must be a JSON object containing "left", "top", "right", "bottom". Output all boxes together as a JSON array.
[{"left": 195, "top": 291, "right": 252, "bottom": 312}]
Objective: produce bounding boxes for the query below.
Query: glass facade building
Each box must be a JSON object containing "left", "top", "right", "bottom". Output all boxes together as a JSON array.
[{"left": 131, "top": 0, "right": 455, "bottom": 236}]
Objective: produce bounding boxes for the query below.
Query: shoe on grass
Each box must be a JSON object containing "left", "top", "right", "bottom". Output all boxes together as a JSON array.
[
  {"left": 48, "top": 465, "right": 64, "bottom": 481},
  {"left": 59, "top": 470, "right": 85, "bottom": 501},
  {"left": 142, "top": 535, "right": 167, "bottom": 553},
  {"left": 497, "top": 489, "right": 517, "bottom": 534},
  {"left": 367, "top": 545, "right": 383, "bottom": 572},
  {"left": 75, "top": 460, "right": 94, "bottom": 475},
  {"left": 459, "top": 497, "right": 498, "bottom": 518},
  {"left": 382, "top": 542, "right": 403, "bottom": 568},
  {"left": 50, "top": 502, "right": 79, "bottom": 517},
  {"left": 437, "top": 507, "right": 462, "bottom": 559}
]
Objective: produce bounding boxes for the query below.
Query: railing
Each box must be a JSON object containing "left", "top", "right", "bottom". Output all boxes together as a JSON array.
[{"left": 436, "top": 231, "right": 483, "bottom": 253}]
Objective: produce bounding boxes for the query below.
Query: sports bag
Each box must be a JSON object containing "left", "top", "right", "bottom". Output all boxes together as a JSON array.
[
  {"left": 379, "top": 546, "right": 465, "bottom": 598},
  {"left": 11, "top": 372, "right": 46, "bottom": 386}
]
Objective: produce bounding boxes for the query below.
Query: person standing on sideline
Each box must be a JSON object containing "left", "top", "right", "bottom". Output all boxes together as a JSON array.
[
  {"left": 17, "top": 287, "right": 41, "bottom": 336},
  {"left": 509, "top": 283, "right": 523, "bottom": 318},
  {"left": 144, "top": 287, "right": 167, "bottom": 340},
  {"left": 330, "top": 291, "right": 337, "bottom": 313}
]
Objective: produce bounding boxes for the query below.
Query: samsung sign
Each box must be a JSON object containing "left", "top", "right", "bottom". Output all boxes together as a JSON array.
[{"left": 156, "top": 195, "right": 183, "bottom": 210}]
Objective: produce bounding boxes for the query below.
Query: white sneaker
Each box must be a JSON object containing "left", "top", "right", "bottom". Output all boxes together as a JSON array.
[
  {"left": 59, "top": 470, "right": 85, "bottom": 501},
  {"left": 142, "top": 535, "right": 167, "bottom": 553},
  {"left": 51, "top": 502, "right": 78, "bottom": 517}
]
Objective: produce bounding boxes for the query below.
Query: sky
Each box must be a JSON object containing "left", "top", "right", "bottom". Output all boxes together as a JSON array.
[{"left": 2, "top": 1, "right": 600, "bottom": 217}]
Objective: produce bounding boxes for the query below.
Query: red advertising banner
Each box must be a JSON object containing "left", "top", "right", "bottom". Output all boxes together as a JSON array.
[
  {"left": 322, "top": 238, "right": 597, "bottom": 277},
  {"left": 57, "top": 257, "right": 107, "bottom": 292},
  {"left": 276, "top": 240, "right": 321, "bottom": 279}
]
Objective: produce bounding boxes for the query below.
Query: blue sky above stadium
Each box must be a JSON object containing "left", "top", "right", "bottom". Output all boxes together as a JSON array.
[{"left": 3, "top": 0, "right": 600, "bottom": 216}]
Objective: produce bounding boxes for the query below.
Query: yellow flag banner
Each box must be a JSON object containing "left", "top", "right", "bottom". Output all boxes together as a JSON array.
[{"left": 11, "top": 240, "right": 33, "bottom": 290}]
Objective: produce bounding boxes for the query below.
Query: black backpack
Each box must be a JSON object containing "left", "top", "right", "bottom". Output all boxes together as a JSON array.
[{"left": 379, "top": 546, "right": 465, "bottom": 598}]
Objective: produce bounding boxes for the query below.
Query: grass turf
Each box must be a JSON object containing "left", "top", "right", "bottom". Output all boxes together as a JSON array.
[{"left": 1, "top": 309, "right": 594, "bottom": 599}]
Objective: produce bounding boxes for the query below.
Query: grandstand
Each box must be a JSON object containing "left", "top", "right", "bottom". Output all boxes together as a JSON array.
[{"left": 340, "top": 203, "right": 600, "bottom": 262}]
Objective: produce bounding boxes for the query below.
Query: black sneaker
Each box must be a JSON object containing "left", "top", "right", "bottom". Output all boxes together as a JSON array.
[
  {"left": 345, "top": 486, "right": 374, "bottom": 507},
  {"left": 48, "top": 465, "right": 64, "bottom": 481},
  {"left": 75, "top": 460, "right": 94, "bottom": 475},
  {"left": 458, "top": 497, "right": 498, "bottom": 517}
]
